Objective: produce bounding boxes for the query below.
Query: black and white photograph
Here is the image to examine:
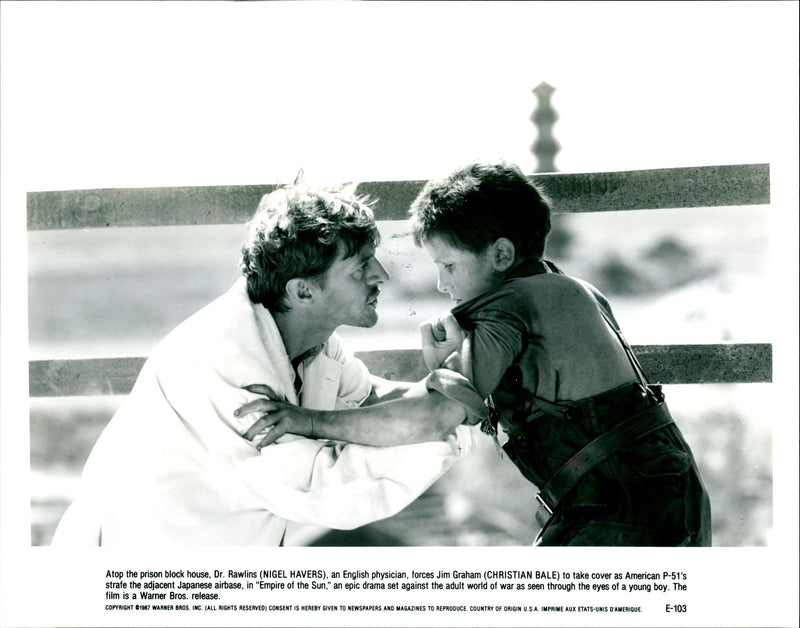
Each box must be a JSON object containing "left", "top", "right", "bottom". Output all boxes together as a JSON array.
[{"left": 1, "top": 2, "right": 798, "bottom": 627}]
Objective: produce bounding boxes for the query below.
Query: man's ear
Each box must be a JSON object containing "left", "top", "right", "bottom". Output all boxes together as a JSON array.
[
  {"left": 284, "top": 278, "right": 316, "bottom": 307},
  {"left": 492, "top": 238, "right": 516, "bottom": 272}
]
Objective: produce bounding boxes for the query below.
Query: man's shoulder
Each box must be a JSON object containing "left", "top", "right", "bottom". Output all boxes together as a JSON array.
[
  {"left": 146, "top": 279, "right": 292, "bottom": 399},
  {"left": 321, "top": 332, "right": 349, "bottom": 364},
  {"left": 152, "top": 279, "right": 261, "bottom": 359}
]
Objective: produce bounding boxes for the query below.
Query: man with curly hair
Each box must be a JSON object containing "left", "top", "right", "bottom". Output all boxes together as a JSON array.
[{"left": 52, "top": 180, "right": 479, "bottom": 546}]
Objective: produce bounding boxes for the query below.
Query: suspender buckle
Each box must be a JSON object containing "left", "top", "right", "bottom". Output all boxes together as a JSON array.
[
  {"left": 535, "top": 492, "right": 554, "bottom": 515},
  {"left": 648, "top": 383, "right": 664, "bottom": 403},
  {"left": 535, "top": 493, "right": 554, "bottom": 528},
  {"left": 481, "top": 405, "right": 500, "bottom": 436}
]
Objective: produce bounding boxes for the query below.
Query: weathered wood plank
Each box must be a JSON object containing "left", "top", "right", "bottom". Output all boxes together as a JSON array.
[
  {"left": 28, "top": 343, "right": 772, "bottom": 397},
  {"left": 633, "top": 343, "right": 772, "bottom": 385},
  {"left": 27, "top": 164, "right": 769, "bottom": 230},
  {"left": 538, "top": 163, "right": 769, "bottom": 213},
  {"left": 29, "top": 357, "right": 147, "bottom": 397}
]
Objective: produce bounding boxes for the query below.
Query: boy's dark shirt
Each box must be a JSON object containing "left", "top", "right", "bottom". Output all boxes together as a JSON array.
[
  {"left": 450, "top": 260, "right": 636, "bottom": 405},
  {"left": 448, "top": 260, "right": 711, "bottom": 546}
]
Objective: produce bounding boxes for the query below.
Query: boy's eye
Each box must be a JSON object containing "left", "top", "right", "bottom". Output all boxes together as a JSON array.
[{"left": 443, "top": 264, "right": 454, "bottom": 272}]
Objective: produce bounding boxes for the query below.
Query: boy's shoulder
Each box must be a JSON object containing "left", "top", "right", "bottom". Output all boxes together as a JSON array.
[
  {"left": 507, "top": 270, "right": 593, "bottom": 299},
  {"left": 517, "top": 272, "right": 609, "bottom": 310},
  {"left": 454, "top": 271, "right": 599, "bottom": 323}
]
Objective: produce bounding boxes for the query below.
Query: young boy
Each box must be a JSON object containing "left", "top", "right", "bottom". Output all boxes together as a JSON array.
[
  {"left": 240, "top": 161, "right": 711, "bottom": 546},
  {"left": 407, "top": 160, "right": 711, "bottom": 546}
]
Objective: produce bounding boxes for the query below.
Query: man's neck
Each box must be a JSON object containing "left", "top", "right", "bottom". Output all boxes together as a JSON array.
[{"left": 272, "top": 309, "right": 334, "bottom": 361}]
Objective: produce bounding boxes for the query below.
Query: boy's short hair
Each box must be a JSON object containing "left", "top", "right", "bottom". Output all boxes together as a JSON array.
[
  {"left": 409, "top": 161, "right": 552, "bottom": 259},
  {"left": 240, "top": 183, "right": 379, "bottom": 311}
]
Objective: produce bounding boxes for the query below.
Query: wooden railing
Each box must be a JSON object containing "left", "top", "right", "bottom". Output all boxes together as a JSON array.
[{"left": 27, "top": 164, "right": 772, "bottom": 397}]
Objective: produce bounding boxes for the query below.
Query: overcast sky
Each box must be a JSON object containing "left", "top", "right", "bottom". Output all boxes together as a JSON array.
[{"left": 1, "top": 1, "right": 796, "bottom": 193}]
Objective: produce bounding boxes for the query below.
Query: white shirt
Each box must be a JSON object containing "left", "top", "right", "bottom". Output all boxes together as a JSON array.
[{"left": 52, "top": 279, "right": 480, "bottom": 546}]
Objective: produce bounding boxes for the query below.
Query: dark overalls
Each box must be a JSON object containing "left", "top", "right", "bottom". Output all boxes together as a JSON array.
[{"left": 450, "top": 262, "right": 712, "bottom": 547}]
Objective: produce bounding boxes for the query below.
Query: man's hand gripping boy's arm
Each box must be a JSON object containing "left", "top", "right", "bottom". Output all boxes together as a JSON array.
[
  {"left": 235, "top": 314, "right": 484, "bottom": 449},
  {"left": 236, "top": 383, "right": 468, "bottom": 449}
]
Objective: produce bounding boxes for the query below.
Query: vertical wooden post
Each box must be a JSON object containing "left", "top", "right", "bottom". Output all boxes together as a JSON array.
[{"left": 531, "top": 81, "right": 560, "bottom": 173}]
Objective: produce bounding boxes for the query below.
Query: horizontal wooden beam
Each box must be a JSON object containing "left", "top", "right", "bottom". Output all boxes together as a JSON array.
[
  {"left": 28, "top": 343, "right": 772, "bottom": 397},
  {"left": 27, "top": 164, "right": 769, "bottom": 230},
  {"left": 538, "top": 163, "right": 769, "bottom": 214},
  {"left": 29, "top": 356, "right": 146, "bottom": 397},
  {"left": 631, "top": 343, "right": 772, "bottom": 385}
]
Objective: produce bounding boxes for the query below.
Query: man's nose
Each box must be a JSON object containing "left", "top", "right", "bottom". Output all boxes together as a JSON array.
[{"left": 367, "top": 257, "right": 390, "bottom": 283}]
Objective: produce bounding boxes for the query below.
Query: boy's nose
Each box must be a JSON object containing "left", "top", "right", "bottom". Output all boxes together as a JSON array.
[{"left": 436, "top": 274, "right": 449, "bottom": 295}]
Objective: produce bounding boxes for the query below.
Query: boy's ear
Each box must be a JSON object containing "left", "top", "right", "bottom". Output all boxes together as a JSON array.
[{"left": 492, "top": 238, "right": 516, "bottom": 272}]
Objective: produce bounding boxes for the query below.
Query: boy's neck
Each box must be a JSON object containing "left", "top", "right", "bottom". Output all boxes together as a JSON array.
[{"left": 504, "top": 257, "right": 548, "bottom": 281}]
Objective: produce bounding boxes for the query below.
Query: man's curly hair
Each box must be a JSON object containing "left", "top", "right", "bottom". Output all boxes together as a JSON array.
[{"left": 240, "top": 182, "right": 379, "bottom": 312}]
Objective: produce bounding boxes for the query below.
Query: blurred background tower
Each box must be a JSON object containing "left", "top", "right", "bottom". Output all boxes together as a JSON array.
[
  {"left": 532, "top": 81, "right": 570, "bottom": 257},
  {"left": 531, "top": 81, "right": 560, "bottom": 173}
]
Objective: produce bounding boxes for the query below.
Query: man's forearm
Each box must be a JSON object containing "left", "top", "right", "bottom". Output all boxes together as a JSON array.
[{"left": 311, "top": 390, "right": 466, "bottom": 446}]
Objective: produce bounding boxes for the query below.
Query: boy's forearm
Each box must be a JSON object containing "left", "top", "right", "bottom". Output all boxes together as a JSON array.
[
  {"left": 311, "top": 391, "right": 466, "bottom": 446},
  {"left": 364, "top": 375, "right": 416, "bottom": 405}
]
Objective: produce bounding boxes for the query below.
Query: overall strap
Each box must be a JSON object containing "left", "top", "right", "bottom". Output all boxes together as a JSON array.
[
  {"left": 535, "top": 402, "right": 674, "bottom": 519},
  {"left": 510, "top": 277, "right": 660, "bottom": 426},
  {"left": 532, "top": 282, "right": 669, "bottom": 523},
  {"left": 593, "top": 297, "right": 653, "bottom": 389}
]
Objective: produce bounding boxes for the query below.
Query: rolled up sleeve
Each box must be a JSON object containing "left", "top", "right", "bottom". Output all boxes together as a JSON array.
[{"left": 235, "top": 424, "right": 481, "bottom": 529}]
